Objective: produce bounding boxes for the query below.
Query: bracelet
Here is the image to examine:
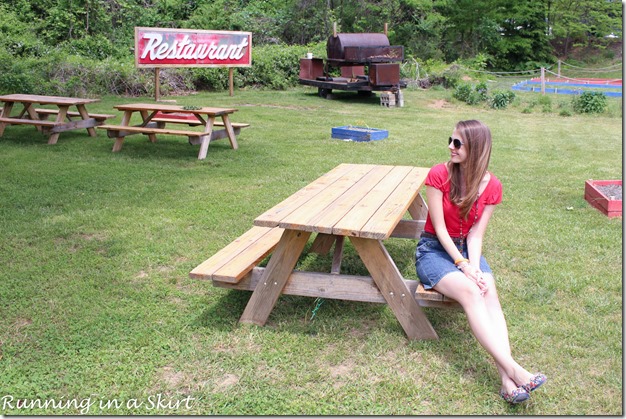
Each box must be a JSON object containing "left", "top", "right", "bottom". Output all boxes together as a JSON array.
[
  {"left": 454, "top": 258, "right": 470, "bottom": 266},
  {"left": 456, "top": 262, "right": 469, "bottom": 271}
]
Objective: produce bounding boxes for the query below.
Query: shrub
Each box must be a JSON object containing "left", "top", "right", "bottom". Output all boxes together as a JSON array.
[
  {"left": 423, "top": 61, "right": 464, "bottom": 88},
  {"left": 572, "top": 91, "right": 608, "bottom": 114},
  {"left": 239, "top": 43, "right": 306, "bottom": 90},
  {"left": 453, "top": 82, "right": 472, "bottom": 103},
  {"left": 490, "top": 90, "right": 516, "bottom": 109},
  {"left": 536, "top": 94, "right": 552, "bottom": 106},
  {"left": 453, "top": 81, "right": 490, "bottom": 105},
  {"left": 475, "top": 81, "right": 489, "bottom": 102}
]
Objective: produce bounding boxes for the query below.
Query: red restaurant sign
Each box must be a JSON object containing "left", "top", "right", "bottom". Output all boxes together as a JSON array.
[{"left": 135, "top": 27, "right": 252, "bottom": 68}]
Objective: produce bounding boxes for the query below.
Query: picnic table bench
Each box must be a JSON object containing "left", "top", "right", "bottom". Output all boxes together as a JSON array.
[
  {"left": 34, "top": 108, "right": 115, "bottom": 122},
  {"left": 151, "top": 112, "right": 250, "bottom": 130},
  {"left": 0, "top": 94, "right": 109, "bottom": 144},
  {"left": 97, "top": 103, "right": 247, "bottom": 160},
  {"left": 190, "top": 164, "right": 459, "bottom": 340}
]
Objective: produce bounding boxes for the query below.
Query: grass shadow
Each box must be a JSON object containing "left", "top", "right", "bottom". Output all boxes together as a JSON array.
[
  {"left": 193, "top": 287, "right": 252, "bottom": 331},
  {"left": 0, "top": 127, "right": 96, "bottom": 146},
  {"left": 103, "top": 135, "right": 237, "bottom": 161},
  {"left": 300, "top": 90, "right": 383, "bottom": 106}
]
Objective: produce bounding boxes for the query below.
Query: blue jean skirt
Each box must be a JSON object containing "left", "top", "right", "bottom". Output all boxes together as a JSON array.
[{"left": 415, "top": 234, "right": 493, "bottom": 290}]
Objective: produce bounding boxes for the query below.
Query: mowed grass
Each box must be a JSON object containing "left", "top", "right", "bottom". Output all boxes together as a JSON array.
[{"left": 0, "top": 86, "right": 621, "bottom": 415}]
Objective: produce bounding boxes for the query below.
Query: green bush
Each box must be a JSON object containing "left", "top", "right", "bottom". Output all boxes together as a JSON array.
[
  {"left": 430, "top": 63, "right": 463, "bottom": 88},
  {"left": 572, "top": 91, "right": 608, "bottom": 114},
  {"left": 0, "top": 50, "right": 65, "bottom": 94},
  {"left": 453, "top": 81, "right": 490, "bottom": 105},
  {"left": 536, "top": 94, "right": 552, "bottom": 106},
  {"left": 0, "top": 42, "right": 324, "bottom": 95},
  {"left": 453, "top": 82, "right": 472, "bottom": 103},
  {"left": 239, "top": 43, "right": 309, "bottom": 90},
  {"left": 490, "top": 90, "right": 516, "bottom": 109},
  {"left": 475, "top": 81, "right": 489, "bottom": 102}
]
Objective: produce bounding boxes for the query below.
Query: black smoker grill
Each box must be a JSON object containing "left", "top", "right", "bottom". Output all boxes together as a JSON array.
[{"left": 299, "top": 32, "right": 406, "bottom": 98}]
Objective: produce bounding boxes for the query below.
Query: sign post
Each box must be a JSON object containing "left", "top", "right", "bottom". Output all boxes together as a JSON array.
[{"left": 134, "top": 27, "right": 252, "bottom": 101}]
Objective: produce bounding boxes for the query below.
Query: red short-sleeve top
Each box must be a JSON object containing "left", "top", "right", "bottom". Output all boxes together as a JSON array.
[{"left": 423, "top": 163, "right": 503, "bottom": 238}]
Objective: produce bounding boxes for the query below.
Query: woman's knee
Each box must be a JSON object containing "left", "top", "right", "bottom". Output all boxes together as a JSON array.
[
  {"left": 482, "top": 273, "right": 496, "bottom": 288},
  {"left": 435, "top": 274, "right": 484, "bottom": 305}
]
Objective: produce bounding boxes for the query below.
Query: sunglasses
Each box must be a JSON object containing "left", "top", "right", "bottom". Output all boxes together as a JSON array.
[{"left": 448, "top": 137, "right": 464, "bottom": 149}]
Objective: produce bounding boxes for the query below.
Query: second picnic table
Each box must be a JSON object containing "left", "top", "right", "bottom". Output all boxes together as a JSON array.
[{"left": 98, "top": 103, "right": 246, "bottom": 160}]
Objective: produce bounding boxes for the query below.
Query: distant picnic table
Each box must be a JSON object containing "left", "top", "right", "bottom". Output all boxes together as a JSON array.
[
  {"left": 98, "top": 103, "right": 249, "bottom": 160},
  {"left": 0, "top": 94, "right": 114, "bottom": 144}
]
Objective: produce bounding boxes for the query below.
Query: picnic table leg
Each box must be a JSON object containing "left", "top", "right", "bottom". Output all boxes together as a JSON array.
[
  {"left": 309, "top": 233, "right": 344, "bottom": 274},
  {"left": 197, "top": 117, "right": 215, "bottom": 160},
  {"left": 112, "top": 110, "right": 133, "bottom": 152},
  {"left": 349, "top": 236, "right": 438, "bottom": 340},
  {"left": 221, "top": 114, "right": 239, "bottom": 150},
  {"left": 45, "top": 105, "right": 69, "bottom": 144},
  {"left": 239, "top": 229, "right": 311, "bottom": 326},
  {"left": 24, "top": 104, "right": 45, "bottom": 134},
  {"left": 140, "top": 110, "right": 157, "bottom": 143},
  {"left": 76, "top": 104, "right": 97, "bottom": 137},
  {"left": 0, "top": 102, "right": 14, "bottom": 136},
  {"left": 408, "top": 193, "right": 428, "bottom": 221}
]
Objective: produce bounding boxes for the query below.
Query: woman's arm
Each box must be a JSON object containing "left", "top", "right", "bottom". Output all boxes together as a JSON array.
[
  {"left": 425, "top": 185, "right": 466, "bottom": 264},
  {"left": 427, "top": 185, "right": 490, "bottom": 293},
  {"left": 466, "top": 204, "right": 496, "bottom": 268},
  {"left": 465, "top": 204, "right": 496, "bottom": 295}
]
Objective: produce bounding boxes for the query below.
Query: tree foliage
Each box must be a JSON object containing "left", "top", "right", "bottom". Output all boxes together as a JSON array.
[{"left": 0, "top": 0, "right": 621, "bottom": 72}]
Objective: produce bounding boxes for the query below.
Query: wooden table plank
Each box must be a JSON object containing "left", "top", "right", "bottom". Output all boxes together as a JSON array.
[
  {"left": 0, "top": 94, "right": 99, "bottom": 106},
  {"left": 277, "top": 164, "right": 384, "bottom": 232},
  {"left": 218, "top": 267, "right": 459, "bottom": 307},
  {"left": 189, "top": 226, "right": 278, "bottom": 280},
  {"left": 254, "top": 163, "right": 366, "bottom": 227},
  {"left": 301, "top": 165, "right": 394, "bottom": 234},
  {"left": 331, "top": 166, "right": 413, "bottom": 238},
  {"left": 360, "top": 167, "right": 428, "bottom": 239},
  {"left": 113, "top": 103, "right": 236, "bottom": 116}
]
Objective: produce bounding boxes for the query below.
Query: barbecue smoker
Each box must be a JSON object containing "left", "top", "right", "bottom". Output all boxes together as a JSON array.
[{"left": 299, "top": 27, "right": 406, "bottom": 100}]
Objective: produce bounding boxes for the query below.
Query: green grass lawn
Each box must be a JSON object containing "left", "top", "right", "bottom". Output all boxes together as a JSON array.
[{"left": 0, "top": 86, "right": 622, "bottom": 415}]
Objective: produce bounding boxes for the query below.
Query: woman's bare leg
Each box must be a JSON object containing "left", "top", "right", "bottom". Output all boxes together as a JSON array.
[{"left": 434, "top": 272, "right": 534, "bottom": 391}]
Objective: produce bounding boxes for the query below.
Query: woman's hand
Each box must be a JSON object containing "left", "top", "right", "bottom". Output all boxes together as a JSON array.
[{"left": 460, "top": 264, "right": 488, "bottom": 295}]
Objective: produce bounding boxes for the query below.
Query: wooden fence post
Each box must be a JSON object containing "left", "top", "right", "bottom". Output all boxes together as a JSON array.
[
  {"left": 154, "top": 68, "right": 160, "bottom": 102},
  {"left": 229, "top": 68, "right": 234, "bottom": 97}
]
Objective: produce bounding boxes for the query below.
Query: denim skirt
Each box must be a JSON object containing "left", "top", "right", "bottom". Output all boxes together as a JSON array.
[{"left": 415, "top": 236, "right": 493, "bottom": 290}]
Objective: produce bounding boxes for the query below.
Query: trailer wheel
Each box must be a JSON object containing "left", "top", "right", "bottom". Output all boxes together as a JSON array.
[{"left": 318, "top": 88, "right": 332, "bottom": 98}]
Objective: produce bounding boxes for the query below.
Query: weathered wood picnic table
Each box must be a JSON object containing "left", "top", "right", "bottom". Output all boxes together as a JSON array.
[
  {"left": 191, "top": 163, "right": 459, "bottom": 340},
  {"left": 0, "top": 94, "right": 113, "bottom": 144},
  {"left": 98, "top": 103, "right": 247, "bottom": 160}
]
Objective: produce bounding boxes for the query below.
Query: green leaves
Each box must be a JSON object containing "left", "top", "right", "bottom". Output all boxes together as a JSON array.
[{"left": 572, "top": 91, "right": 608, "bottom": 114}]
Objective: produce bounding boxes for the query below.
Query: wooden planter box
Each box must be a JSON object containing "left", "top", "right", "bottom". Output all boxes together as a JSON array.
[{"left": 584, "top": 180, "right": 622, "bottom": 218}]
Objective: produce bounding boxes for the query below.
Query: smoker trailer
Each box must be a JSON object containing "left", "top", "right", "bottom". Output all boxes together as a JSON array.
[{"left": 299, "top": 31, "right": 406, "bottom": 98}]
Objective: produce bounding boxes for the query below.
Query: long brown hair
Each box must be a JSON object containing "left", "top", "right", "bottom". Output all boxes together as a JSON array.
[{"left": 448, "top": 120, "right": 493, "bottom": 219}]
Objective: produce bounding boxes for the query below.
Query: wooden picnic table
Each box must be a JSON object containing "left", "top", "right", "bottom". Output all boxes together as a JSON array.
[
  {"left": 192, "top": 163, "right": 460, "bottom": 340},
  {"left": 0, "top": 94, "right": 110, "bottom": 144},
  {"left": 98, "top": 103, "right": 243, "bottom": 160}
]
